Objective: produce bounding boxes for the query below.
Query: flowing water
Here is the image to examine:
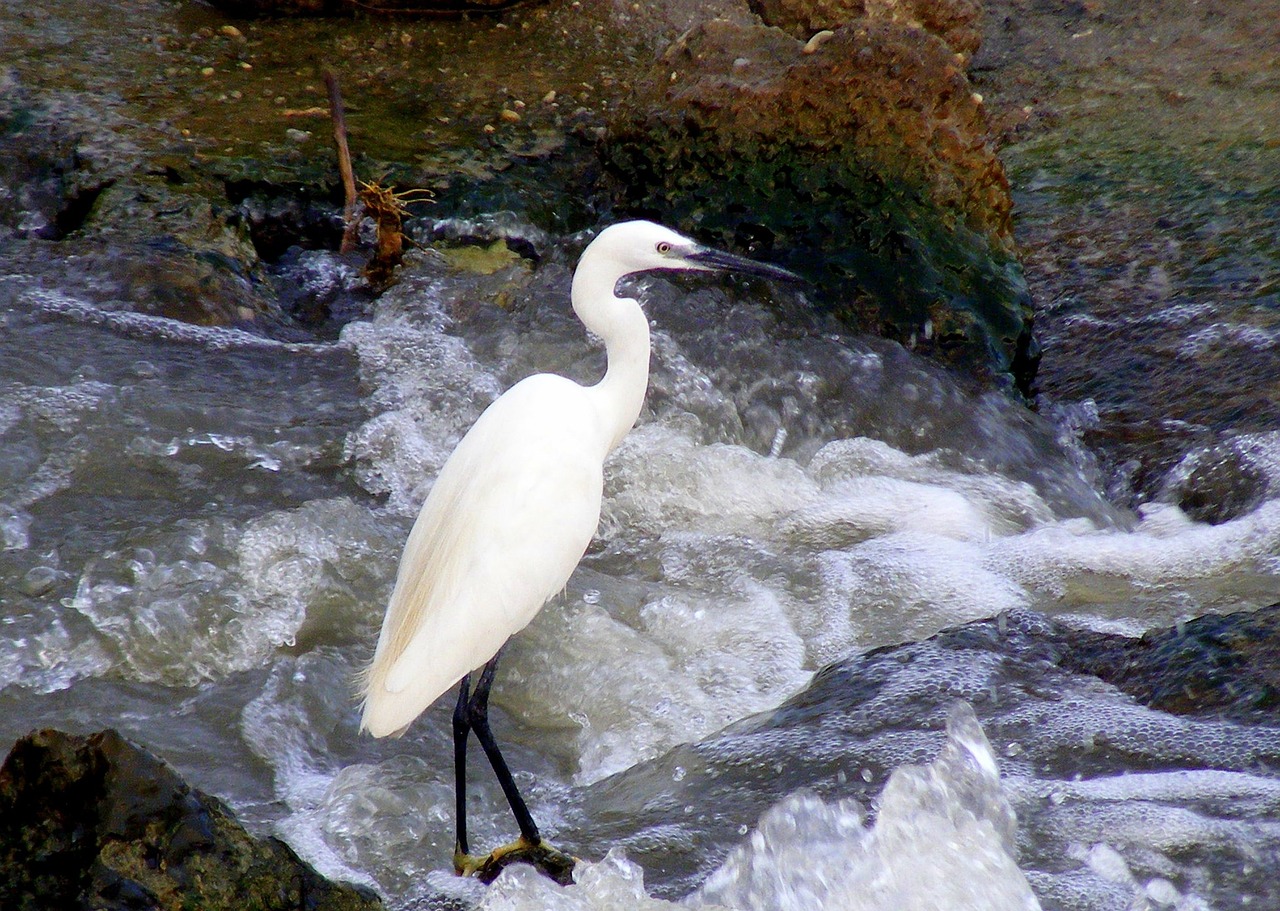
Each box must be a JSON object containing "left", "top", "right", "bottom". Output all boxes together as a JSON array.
[
  {"left": 4, "top": 1, "right": 1280, "bottom": 910},
  {"left": 4, "top": 223, "right": 1279, "bottom": 910}
]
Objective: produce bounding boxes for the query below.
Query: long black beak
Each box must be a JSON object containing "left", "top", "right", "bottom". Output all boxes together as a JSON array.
[{"left": 687, "top": 247, "right": 806, "bottom": 284}]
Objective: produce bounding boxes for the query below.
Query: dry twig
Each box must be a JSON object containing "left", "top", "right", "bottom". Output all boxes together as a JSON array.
[{"left": 325, "top": 71, "right": 361, "bottom": 253}]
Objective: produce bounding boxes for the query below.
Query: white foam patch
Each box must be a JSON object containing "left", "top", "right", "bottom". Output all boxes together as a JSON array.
[
  {"left": 69, "top": 498, "right": 389, "bottom": 686},
  {"left": 987, "top": 499, "right": 1280, "bottom": 618},
  {"left": 479, "top": 704, "right": 1038, "bottom": 911},
  {"left": 1048, "top": 768, "right": 1280, "bottom": 805},
  {"left": 809, "top": 534, "right": 1029, "bottom": 662},
  {"left": 236, "top": 497, "right": 395, "bottom": 646},
  {"left": 0, "top": 607, "right": 114, "bottom": 694},
  {"left": 342, "top": 309, "right": 503, "bottom": 515},
  {"left": 600, "top": 422, "right": 819, "bottom": 540},
  {"left": 806, "top": 437, "right": 1057, "bottom": 536},
  {"left": 479, "top": 850, "right": 708, "bottom": 911},
  {"left": 503, "top": 581, "right": 809, "bottom": 783},
  {"left": 785, "top": 475, "right": 999, "bottom": 547}
]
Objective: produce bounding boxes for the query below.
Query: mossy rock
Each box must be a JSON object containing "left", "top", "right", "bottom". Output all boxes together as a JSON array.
[
  {"left": 0, "top": 729, "right": 383, "bottom": 911},
  {"left": 603, "top": 18, "right": 1039, "bottom": 393}
]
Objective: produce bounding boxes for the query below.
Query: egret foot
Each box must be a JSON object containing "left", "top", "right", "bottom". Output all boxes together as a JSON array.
[{"left": 454, "top": 836, "right": 577, "bottom": 885}]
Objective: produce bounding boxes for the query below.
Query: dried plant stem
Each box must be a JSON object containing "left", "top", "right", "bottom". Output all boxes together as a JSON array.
[{"left": 325, "top": 71, "right": 361, "bottom": 253}]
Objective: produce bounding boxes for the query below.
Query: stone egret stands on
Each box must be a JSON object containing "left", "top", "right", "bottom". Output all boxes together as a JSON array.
[{"left": 359, "top": 220, "right": 800, "bottom": 882}]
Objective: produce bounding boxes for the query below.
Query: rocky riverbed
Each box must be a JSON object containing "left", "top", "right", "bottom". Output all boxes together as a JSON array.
[{"left": 2, "top": 0, "right": 1278, "bottom": 909}]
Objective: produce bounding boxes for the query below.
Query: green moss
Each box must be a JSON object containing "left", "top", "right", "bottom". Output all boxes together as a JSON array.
[{"left": 603, "top": 121, "right": 1036, "bottom": 390}]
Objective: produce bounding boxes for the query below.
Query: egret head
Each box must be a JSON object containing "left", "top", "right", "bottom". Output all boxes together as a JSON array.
[{"left": 585, "top": 220, "right": 801, "bottom": 285}]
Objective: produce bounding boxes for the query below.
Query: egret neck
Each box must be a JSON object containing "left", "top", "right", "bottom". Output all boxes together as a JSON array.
[{"left": 572, "top": 265, "right": 652, "bottom": 455}]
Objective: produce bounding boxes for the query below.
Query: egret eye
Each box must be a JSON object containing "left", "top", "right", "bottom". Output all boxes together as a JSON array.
[{"left": 656, "top": 241, "right": 672, "bottom": 255}]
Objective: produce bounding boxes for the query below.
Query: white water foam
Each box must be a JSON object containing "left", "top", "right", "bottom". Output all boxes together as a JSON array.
[
  {"left": 67, "top": 497, "right": 391, "bottom": 686},
  {"left": 342, "top": 279, "right": 1280, "bottom": 784}
]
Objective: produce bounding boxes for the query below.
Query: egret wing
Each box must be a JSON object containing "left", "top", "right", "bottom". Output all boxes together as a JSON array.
[{"left": 360, "top": 376, "right": 605, "bottom": 736}]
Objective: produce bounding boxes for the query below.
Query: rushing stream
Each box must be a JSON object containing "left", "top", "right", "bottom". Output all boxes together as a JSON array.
[
  {"left": 3, "top": 0, "right": 1280, "bottom": 910},
  {"left": 4, "top": 222, "right": 1279, "bottom": 910}
]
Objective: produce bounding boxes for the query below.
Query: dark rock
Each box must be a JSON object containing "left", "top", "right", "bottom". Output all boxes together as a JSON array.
[
  {"left": 1158, "top": 439, "right": 1272, "bottom": 525},
  {"left": 0, "top": 71, "right": 111, "bottom": 242},
  {"left": 0, "top": 729, "right": 382, "bottom": 911},
  {"left": 602, "top": 17, "right": 1037, "bottom": 393},
  {"left": 1058, "top": 603, "right": 1280, "bottom": 722}
]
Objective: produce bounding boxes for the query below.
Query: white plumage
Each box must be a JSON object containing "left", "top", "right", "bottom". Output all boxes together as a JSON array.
[{"left": 361, "top": 373, "right": 611, "bottom": 736}]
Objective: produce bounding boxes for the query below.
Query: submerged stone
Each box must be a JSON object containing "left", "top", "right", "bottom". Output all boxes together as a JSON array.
[{"left": 0, "top": 729, "right": 382, "bottom": 911}]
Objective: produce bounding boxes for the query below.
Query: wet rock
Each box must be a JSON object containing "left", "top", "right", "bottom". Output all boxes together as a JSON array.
[
  {"left": 748, "top": 0, "right": 983, "bottom": 60},
  {"left": 0, "top": 728, "right": 382, "bottom": 911},
  {"left": 973, "top": 0, "right": 1280, "bottom": 502},
  {"left": 0, "top": 71, "right": 117, "bottom": 242},
  {"left": 70, "top": 176, "right": 273, "bottom": 326},
  {"left": 0, "top": 74, "right": 279, "bottom": 328},
  {"left": 602, "top": 17, "right": 1036, "bottom": 393},
  {"left": 1157, "top": 437, "right": 1272, "bottom": 525},
  {"left": 579, "top": 604, "right": 1280, "bottom": 900},
  {"left": 1059, "top": 603, "right": 1280, "bottom": 722},
  {"left": 268, "top": 247, "right": 375, "bottom": 331}
]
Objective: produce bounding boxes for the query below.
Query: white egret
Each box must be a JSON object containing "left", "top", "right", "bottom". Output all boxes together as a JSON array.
[{"left": 359, "top": 220, "right": 799, "bottom": 883}]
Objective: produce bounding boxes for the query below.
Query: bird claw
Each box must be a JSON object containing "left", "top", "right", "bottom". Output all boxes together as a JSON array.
[{"left": 454, "top": 836, "right": 578, "bottom": 885}]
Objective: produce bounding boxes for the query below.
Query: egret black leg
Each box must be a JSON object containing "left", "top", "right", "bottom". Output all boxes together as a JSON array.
[
  {"left": 466, "top": 654, "right": 541, "bottom": 844},
  {"left": 450, "top": 655, "right": 576, "bottom": 886},
  {"left": 452, "top": 674, "right": 473, "bottom": 856}
]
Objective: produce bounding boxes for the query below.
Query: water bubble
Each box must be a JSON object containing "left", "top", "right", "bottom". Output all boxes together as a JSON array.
[
  {"left": 672, "top": 766, "right": 686, "bottom": 782},
  {"left": 2, "top": 511, "right": 32, "bottom": 550},
  {"left": 582, "top": 589, "right": 601, "bottom": 605}
]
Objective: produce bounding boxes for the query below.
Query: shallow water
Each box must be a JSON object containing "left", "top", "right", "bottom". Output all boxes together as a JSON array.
[{"left": 4, "top": 226, "right": 1280, "bottom": 910}]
